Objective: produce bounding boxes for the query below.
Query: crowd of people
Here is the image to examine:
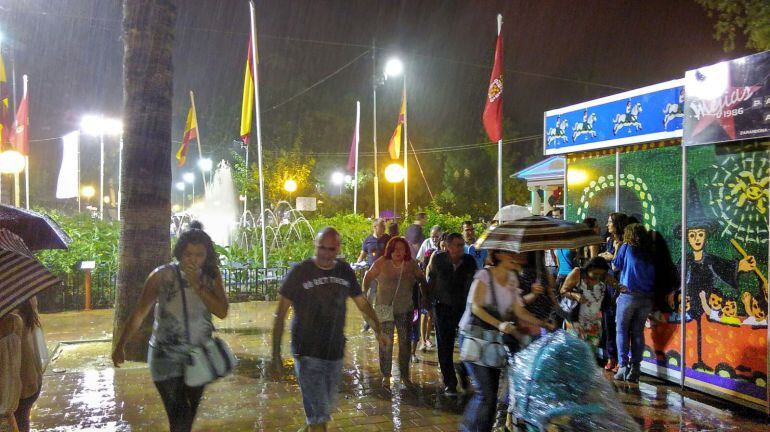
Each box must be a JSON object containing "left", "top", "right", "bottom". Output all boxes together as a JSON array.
[{"left": 0, "top": 211, "right": 664, "bottom": 432}]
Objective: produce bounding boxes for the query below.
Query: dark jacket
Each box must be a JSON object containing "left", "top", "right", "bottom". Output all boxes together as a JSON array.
[{"left": 427, "top": 251, "right": 477, "bottom": 311}]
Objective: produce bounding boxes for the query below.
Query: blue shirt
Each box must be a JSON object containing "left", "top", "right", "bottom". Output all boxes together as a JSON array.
[
  {"left": 555, "top": 249, "right": 577, "bottom": 276},
  {"left": 361, "top": 234, "right": 390, "bottom": 266},
  {"left": 612, "top": 243, "right": 655, "bottom": 295},
  {"left": 464, "top": 244, "right": 488, "bottom": 269}
]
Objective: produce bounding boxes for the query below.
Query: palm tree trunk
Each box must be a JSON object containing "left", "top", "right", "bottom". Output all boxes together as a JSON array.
[{"left": 113, "top": 0, "right": 177, "bottom": 361}]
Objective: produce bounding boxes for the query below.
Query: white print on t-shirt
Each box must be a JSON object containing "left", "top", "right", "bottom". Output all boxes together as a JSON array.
[{"left": 302, "top": 276, "right": 351, "bottom": 290}]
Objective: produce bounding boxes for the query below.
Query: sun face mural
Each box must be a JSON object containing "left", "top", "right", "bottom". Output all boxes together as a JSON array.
[{"left": 708, "top": 152, "right": 770, "bottom": 244}]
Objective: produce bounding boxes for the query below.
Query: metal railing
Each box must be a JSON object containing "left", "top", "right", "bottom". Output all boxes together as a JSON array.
[{"left": 37, "top": 265, "right": 289, "bottom": 313}]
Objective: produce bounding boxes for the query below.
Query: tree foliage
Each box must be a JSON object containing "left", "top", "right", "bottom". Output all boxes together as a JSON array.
[{"left": 696, "top": 0, "right": 770, "bottom": 52}]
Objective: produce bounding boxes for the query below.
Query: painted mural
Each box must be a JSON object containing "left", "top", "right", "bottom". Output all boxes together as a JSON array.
[{"left": 565, "top": 141, "right": 769, "bottom": 408}]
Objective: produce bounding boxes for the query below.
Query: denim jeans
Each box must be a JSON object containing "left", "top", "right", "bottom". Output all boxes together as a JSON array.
[
  {"left": 434, "top": 304, "right": 463, "bottom": 389},
  {"left": 615, "top": 293, "right": 653, "bottom": 366},
  {"left": 601, "top": 303, "right": 617, "bottom": 360},
  {"left": 461, "top": 362, "right": 501, "bottom": 432},
  {"left": 379, "top": 311, "right": 413, "bottom": 379},
  {"left": 294, "top": 356, "right": 344, "bottom": 425}
]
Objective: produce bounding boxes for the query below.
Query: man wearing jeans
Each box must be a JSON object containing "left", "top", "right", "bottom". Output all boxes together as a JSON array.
[
  {"left": 426, "top": 232, "right": 478, "bottom": 395},
  {"left": 272, "top": 227, "right": 387, "bottom": 431}
]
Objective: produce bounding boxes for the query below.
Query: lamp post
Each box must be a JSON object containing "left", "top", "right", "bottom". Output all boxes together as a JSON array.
[
  {"left": 176, "top": 181, "right": 186, "bottom": 209},
  {"left": 81, "top": 185, "right": 96, "bottom": 216},
  {"left": 384, "top": 163, "right": 404, "bottom": 219},
  {"left": 183, "top": 172, "right": 195, "bottom": 203},
  {"left": 372, "top": 46, "right": 404, "bottom": 218},
  {"left": 0, "top": 150, "right": 26, "bottom": 206},
  {"left": 383, "top": 57, "right": 407, "bottom": 216},
  {"left": 197, "top": 158, "right": 212, "bottom": 192},
  {"left": 81, "top": 115, "right": 123, "bottom": 220}
]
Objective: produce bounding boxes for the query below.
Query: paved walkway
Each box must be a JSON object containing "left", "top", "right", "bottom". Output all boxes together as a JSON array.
[{"left": 30, "top": 302, "right": 769, "bottom": 431}]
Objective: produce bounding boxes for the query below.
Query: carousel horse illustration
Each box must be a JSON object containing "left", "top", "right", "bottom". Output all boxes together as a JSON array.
[
  {"left": 547, "top": 118, "right": 569, "bottom": 145},
  {"left": 613, "top": 101, "right": 643, "bottom": 135},
  {"left": 572, "top": 112, "right": 598, "bottom": 142}
]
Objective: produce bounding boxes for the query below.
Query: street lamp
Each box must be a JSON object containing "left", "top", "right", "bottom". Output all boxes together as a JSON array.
[
  {"left": 331, "top": 171, "right": 344, "bottom": 194},
  {"left": 183, "top": 172, "right": 195, "bottom": 203},
  {"left": 284, "top": 179, "right": 297, "bottom": 203},
  {"left": 197, "top": 158, "right": 213, "bottom": 191},
  {"left": 0, "top": 150, "right": 26, "bottom": 207},
  {"left": 384, "top": 163, "right": 404, "bottom": 219},
  {"left": 384, "top": 58, "right": 404, "bottom": 78},
  {"left": 176, "top": 181, "right": 186, "bottom": 209},
  {"left": 80, "top": 114, "right": 123, "bottom": 220}
]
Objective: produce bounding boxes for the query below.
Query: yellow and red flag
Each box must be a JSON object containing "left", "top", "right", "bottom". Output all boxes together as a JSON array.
[
  {"left": 387, "top": 90, "right": 405, "bottom": 160},
  {"left": 240, "top": 37, "right": 256, "bottom": 145},
  {"left": 0, "top": 52, "right": 11, "bottom": 148},
  {"left": 176, "top": 106, "right": 197, "bottom": 167}
]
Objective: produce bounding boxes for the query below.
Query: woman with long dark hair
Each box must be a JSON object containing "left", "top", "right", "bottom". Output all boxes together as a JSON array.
[
  {"left": 112, "top": 224, "right": 228, "bottom": 432},
  {"left": 362, "top": 236, "right": 427, "bottom": 389},
  {"left": 612, "top": 223, "right": 656, "bottom": 383},
  {"left": 598, "top": 212, "right": 628, "bottom": 371}
]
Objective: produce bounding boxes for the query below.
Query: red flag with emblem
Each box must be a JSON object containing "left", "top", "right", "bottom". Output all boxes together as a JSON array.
[{"left": 483, "top": 31, "right": 503, "bottom": 142}]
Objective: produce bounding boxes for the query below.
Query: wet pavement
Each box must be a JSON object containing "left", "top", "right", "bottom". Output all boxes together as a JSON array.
[{"left": 31, "top": 302, "right": 769, "bottom": 431}]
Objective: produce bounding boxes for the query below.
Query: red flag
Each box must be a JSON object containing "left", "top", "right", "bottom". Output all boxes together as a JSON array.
[
  {"left": 346, "top": 129, "right": 357, "bottom": 173},
  {"left": 10, "top": 85, "right": 28, "bottom": 155},
  {"left": 483, "top": 32, "right": 503, "bottom": 142}
]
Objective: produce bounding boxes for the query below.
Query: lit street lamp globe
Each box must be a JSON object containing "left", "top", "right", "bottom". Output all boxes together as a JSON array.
[
  {"left": 81, "top": 185, "right": 96, "bottom": 199},
  {"left": 198, "top": 158, "right": 213, "bottom": 172},
  {"left": 384, "top": 163, "right": 405, "bottom": 183},
  {"left": 175, "top": 182, "right": 186, "bottom": 191},
  {"left": 331, "top": 171, "right": 344, "bottom": 185},
  {"left": 384, "top": 58, "right": 404, "bottom": 78},
  {"left": 183, "top": 172, "right": 195, "bottom": 183},
  {"left": 283, "top": 179, "right": 298, "bottom": 193},
  {"left": 0, "top": 150, "right": 25, "bottom": 174},
  {"left": 344, "top": 175, "right": 352, "bottom": 183}
]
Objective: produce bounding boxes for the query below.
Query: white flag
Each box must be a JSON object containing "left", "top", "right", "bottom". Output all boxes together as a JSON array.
[{"left": 56, "top": 131, "right": 79, "bottom": 199}]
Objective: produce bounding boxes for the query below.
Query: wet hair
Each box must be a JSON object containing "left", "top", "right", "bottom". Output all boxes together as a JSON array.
[
  {"left": 623, "top": 223, "right": 653, "bottom": 255},
  {"left": 608, "top": 212, "right": 629, "bottom": 241},
  {"left": 416, "top": 212, "right": 427, "bottom": 220},
  {"left": 189, "top": 220, "right": 204, "bottom": 230},
  {"left": 446, "top": 232, "right": 464, "bottom": 244},
  {"left": 173, "top": 228, "right": 220, "bottom": 279},
  {"left": 461, "top": 221, "right": 474, "bottom": 230},
  {"left": 430, "top": 225, "right": 443, "bottom": 235},
  {"left": 17, "top": 298, "right": 41, "bottom": 330},
  {"left": 582, "top": 256, "right": 610, "bottom": 273},
  {"left": 627, "top": 215, "right": 641, "bottom": 225},
  {"left": 388, "top": 222, "right": 399, "bottom": 236},
  {"left": 384, "top": 236, "right": 412, "bottom": 261}
]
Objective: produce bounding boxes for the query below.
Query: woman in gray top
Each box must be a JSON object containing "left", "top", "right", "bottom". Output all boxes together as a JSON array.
[
  {"left": 112, "top": 224, "right": 228, "bottom": 432},
  {"left": 363, "top": 237, "right": 427, "bottom": 389}
]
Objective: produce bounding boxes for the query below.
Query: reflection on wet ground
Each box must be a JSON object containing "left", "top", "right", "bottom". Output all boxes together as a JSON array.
[{"left": 32, "top": 302, "right": 769, "bottom": 431}]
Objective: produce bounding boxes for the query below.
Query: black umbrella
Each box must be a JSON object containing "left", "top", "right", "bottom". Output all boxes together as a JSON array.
[{"left": 0, "top": 205, "right": 71, "bottom": 250}]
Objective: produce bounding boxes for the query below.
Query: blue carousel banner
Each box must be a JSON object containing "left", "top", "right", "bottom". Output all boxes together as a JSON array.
[{"left": 544, "top": 79, "right": 684, "bottom": 155}]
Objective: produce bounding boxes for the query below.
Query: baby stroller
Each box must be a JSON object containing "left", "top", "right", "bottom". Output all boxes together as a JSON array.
[{"left": 508, "top": 331, "right": 640, "bottom": 432}]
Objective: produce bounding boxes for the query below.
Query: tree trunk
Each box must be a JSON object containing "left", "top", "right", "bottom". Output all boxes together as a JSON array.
[{"left": 113, "top": 0, "right": 176, "bottom": 361}]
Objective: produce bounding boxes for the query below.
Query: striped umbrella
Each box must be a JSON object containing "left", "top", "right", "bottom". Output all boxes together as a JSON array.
[
  {"left": 0, "top": 229, "right": 61, "bottom": 319},
  {"left": 475, "top": 216, "right": 604, "bottom": 253}
]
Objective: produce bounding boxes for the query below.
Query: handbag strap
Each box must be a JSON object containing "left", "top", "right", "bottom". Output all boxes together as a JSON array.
[
  {"left": 485, "top": 268, "right": 500, "bottom": 315},
  {"left": 174, "top": 264, "right": 191, "bottom": 345},
  {"left": 388, "top": 261, "right": 405, "bottom": 306}
]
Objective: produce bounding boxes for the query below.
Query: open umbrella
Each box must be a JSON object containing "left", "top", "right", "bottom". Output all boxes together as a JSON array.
[
  {"left": 475, "top": 216, "right": 603, "bottom": 253},
  {"left": 0, "top": 229, "right": 61, "bottom": 319},
  {"left": 0, "top": 205, "right": 71, "bottom": 250},
  {"left": 492, "top": 204, "right": 532, "bottom": 224}
]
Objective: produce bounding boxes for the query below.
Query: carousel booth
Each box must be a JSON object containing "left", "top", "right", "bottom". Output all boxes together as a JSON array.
[{"left": 544, "top": 49, "right": 770, "bottom": 412}]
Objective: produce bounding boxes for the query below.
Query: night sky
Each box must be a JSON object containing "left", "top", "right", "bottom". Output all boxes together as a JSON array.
[{"left": 0, "top": 0, "right": 750, "bottom": 207}]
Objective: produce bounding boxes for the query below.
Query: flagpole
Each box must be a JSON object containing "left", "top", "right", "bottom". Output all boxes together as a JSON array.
[
  {"left": 189, "top": 90, "right": 208, "bottom": 195},
  {"left": 402, "top": 77, "right": 408, "bottom": 218},
  {"left": 23, "top": 75, "right": 29, "bottom": 209},
  {"left": 353, "top": 100, "right": 360, "bottom": 214},
  {"left": 372, "top": 38, "right": 380, "bottom": 219},
  {"left": 496, "top": 14, "right": 503, "bottom": 214},
  {"left": 249, "top": 0, "right": 268, "bottom": 268}
]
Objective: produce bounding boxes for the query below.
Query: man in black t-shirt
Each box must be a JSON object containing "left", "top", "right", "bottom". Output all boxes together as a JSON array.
[{"left": 272, "top": 227, "right": 386, "bottom": 431}]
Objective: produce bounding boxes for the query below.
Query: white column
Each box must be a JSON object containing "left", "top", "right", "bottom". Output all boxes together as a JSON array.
[
  {"left": 529, "top": 186, "right": 542, "bottom": 216},
  {"left": 543, "top": 185, "right": 557, "bottom": 215}
]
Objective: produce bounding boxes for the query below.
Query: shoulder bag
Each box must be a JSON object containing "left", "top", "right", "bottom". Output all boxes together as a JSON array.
[
  {"left": 175, "top": 264, "right": 238, "bottom": 387},
  {"left": 459, "top": 269, "right": 509, "bottom": 369},
  {"left": 373, "top": 262, "right": 403, "bottom": 323},
  {"left": 557, "top": 269, "right": 582, "bottom": 322}
]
